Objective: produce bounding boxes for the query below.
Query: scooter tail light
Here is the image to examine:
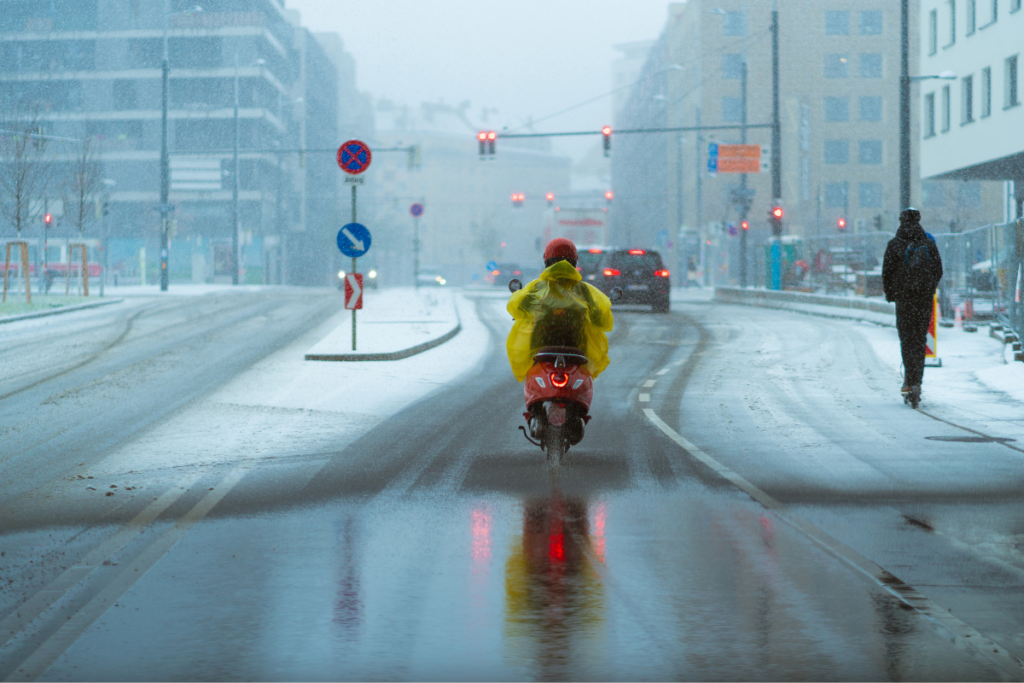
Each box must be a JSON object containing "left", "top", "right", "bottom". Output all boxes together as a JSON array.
[{"left": 550, "top": 372, "right": 569, "bottom": 388}]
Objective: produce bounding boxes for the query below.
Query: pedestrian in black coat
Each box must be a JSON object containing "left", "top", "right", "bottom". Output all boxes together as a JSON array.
[{"left": 882, "top": 208, "right": 943, "bottom": 401}]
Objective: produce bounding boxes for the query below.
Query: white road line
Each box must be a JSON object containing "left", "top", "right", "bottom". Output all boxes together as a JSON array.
[
  {"left": 642, "top": 408, "right": 1024, "bottom": 681},
  {"left": 638, "top": 394, "right": 650, "bottom": 402},
  {"left": 0, "top": 473, "right": 205, "bottom": 650},
  {"left": 6, "top": 467, "right": 248, "bottom": 682},
  {"left": 643, "top": 379, "right": 657, "bottom": 388},
  {"left": 656, "top": 368, "right": 670, "bottom": 376}
]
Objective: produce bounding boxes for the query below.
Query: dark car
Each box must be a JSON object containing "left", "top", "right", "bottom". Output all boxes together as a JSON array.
[
  {"left": 577, "top": 245, "right": 614, "bottom": 284},
  {"left": 596, "top": 249, "right": 670, "bottom": 312}
]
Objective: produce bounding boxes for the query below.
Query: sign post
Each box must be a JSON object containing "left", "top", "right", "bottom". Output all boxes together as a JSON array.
[
  {"left": 410, "top": 203, "right": 424, "bottom": 290},
  {"left": 336, "top": 140, "right": 373, "bottom": 350}
]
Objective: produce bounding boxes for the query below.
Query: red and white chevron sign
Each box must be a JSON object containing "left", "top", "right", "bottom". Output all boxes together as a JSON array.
[{"left": 344, "top": 273, "right": 363, "bottom": 310}]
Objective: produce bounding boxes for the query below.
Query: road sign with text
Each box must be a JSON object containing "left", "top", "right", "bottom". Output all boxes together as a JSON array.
[
  {"left": 344, "top": 273, "right": 364, "bottom": 310},
  {"left": 708, "top": 143, "right": 761, "bottom": 173}
]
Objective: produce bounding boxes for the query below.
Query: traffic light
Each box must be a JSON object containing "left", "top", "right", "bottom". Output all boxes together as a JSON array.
[
  {"left": 769, "top": 205, "right": 783, "bottom": 237},
  {"left": 511, "top": 192, "right": 524, "bottom": 207},
  {"left": 478, "top": 132, "right": 487, "bottom": 158},
  {"left": 602, "top": 126, "right": 612, "bottom": 157},
  {"left": 837, "top": 217, "right": 847, "bottom": 231},
  {"left": 487, "top": 130, "right": 496, "bottom": 156},
  {"left": 873, "top": 214, "right": 883, "bottom": 230},
  {"left": 741, "top": 220, "right": 749, "bottom": 231},
  {"left": 43, "top": 213, "right": 52, "bottom": 226},
  {"left": 546, "top": 192, "right": 554, "bottom": 206},
  {"left": 605, "top": 190, "right": 614, "bottom": 203}
]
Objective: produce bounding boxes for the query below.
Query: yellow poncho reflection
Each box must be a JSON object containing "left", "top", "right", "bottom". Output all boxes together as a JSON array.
[{"left": 505, "top": 260, "right": 614, "bottom": 382}]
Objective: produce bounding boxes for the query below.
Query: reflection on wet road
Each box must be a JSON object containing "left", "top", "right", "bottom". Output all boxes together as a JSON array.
[{"left": 2, "top": 294, "right": 1022, "bottom": 680}]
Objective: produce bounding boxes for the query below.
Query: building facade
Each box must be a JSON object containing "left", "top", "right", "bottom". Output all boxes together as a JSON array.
[{"left": 0, "top": 0, "right": 363, "bottom": 286}]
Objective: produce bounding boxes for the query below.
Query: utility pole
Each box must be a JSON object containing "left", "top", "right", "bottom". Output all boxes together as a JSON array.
[
  {"left": 739, "top": 60, "right": 749, "bottom": 288},
  {"left": 771, "top": 0, "right": 782, "bottom": 217},
  {"left": 696, "top": 106, "right": 705, "bottom": 285},
  {"left": 159, "top": 1, "right": 170, "bottom": 291},
  {"left": 899, "top": 0, "right": 911, "bottom": 210},
  {"left": 232, "top": 54, "right": 240, "bottom": 285}
]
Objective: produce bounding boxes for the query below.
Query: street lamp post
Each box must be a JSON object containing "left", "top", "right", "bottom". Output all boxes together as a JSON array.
[{"left": 232, "top": 57, "right": 265, "bottom": 286}]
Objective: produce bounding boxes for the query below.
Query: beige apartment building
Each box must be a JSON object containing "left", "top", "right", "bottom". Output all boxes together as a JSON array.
[{"left": 613, "top": 0, "right": 1004, "bottom": 283}]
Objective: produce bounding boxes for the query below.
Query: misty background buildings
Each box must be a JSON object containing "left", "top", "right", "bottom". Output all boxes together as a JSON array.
[{"left": 1, "top": 0, "right": 1021, "bottom": 288}]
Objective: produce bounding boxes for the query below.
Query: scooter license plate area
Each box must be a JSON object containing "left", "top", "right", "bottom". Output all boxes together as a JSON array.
[{"left": 547, "top": 403, "right": 567, "bottom": 426}]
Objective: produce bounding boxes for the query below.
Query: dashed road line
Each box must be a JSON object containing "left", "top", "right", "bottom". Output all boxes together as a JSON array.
[
  {"left": 640, "top": 401, "right": 1024, "bottom": 680},
  {"left": 656, "top": 368, "right": 670, "bottom": 376},
  {"left": 642, "top": 379, "right": 657, "bottom": 388},
  {"left": 4, "top": 467, "right": 248, "bottom": 682},
  {"left": 638, "top": 393, "right": 650, "bottom": 402}
]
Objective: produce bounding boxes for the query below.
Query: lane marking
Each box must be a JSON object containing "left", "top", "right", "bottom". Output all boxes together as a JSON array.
[
  {"left": 656, "top": 368, "right": 670, "bottom": 376},
  {"left": 0, "top": 472, "right": 205, "bottom": 650},
  {"left": 643, "top": 379, "right": 657, "bottom": 388},
  {"left": 5, "top": 467, "right": 248, "bottom": 682},
  {"left": 642, "top": 408, "right": 1024, "bottom": 680},
  {"left": 638, "top": 394, "right": 650, "bottom": 402}
]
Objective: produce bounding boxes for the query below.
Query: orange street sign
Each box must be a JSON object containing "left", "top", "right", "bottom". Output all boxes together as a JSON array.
[
  {"left": 716, "top": 157, "right": 761, "bottom": 173},
  {"left": 717, "top": 144, "right": 762, "bottom": 159}
]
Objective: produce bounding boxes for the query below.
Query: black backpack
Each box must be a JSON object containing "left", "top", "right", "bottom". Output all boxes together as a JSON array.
[{"left": 903, "top": 236, "right": 934, "bottom": 296}]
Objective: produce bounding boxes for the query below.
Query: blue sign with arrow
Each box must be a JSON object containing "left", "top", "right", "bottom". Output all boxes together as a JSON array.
[
  {"left": 486, "top": 260, "right": 498, "bottom": 271},
  {"left": 337, "top": 222, "right": 372, "bottom": 258}
]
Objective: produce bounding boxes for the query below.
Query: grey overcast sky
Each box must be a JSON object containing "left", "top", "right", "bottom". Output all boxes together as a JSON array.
[{"left": 287, "top": 0, "right": 670, "bottom": 160}]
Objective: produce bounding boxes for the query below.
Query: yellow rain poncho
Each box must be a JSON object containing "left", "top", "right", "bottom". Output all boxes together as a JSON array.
[{"left": 506, "top": 260, "right": 614, "bottom": 382}]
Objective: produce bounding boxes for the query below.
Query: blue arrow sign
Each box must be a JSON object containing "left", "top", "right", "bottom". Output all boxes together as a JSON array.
[
  {"left": 707, "top": 157, "right": 718, "bottom": 173},
  {"left": 337, "top": 222, "right": 372, "bottom": 258},
  {"left": 486, "top": 260, "right": 498, "bottom": 271},
  {"left": 708, "top": 142, "right": 719, "bottom": 157}
]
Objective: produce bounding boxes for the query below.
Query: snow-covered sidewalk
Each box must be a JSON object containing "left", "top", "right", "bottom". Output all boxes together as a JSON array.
[{"left": 305, "top": 287, "right": 458, "bottom": 360}]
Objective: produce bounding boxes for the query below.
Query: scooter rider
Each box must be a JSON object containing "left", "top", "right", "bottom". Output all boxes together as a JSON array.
[{"left": 506, "top": 238, "right": 614, "bottom": 382}]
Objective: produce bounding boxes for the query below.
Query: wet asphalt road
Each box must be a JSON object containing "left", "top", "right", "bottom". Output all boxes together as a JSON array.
[{"left": 2, "top": 290, "right": 1024, "bottom": 680}]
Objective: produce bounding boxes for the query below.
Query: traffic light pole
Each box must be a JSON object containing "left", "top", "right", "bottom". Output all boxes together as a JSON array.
[
  {"left": 899, "top": 0, "right": 911, "bottom": 210},
  {"left": 740, "top": 61, "right": 749, "bottom": 288},
  {"left": 160, "top": 25, "right": 170, "bottom": 292},
  {"left": 768, "top": 1, "right": 783, "bottom": 291}
]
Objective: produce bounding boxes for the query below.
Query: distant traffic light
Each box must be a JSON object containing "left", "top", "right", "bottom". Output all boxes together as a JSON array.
[
  {"left": 837, "top": 217, "right": 847, "bottom": 231},
  {"left": 478, "top": 131, "right": 487, "bottom": 158},
  {"left": 605, "top": 190, "right": 614, "bottom": 203},
  {"left": 741, "top": 220, "right": 749, "bottom": 231},
  {"left": 602, "top": 126, "right": 612, "bottom": 157},
  {"left": 546, "top": 192, "right": 554, "bottom": 205},
  {"left": 511, "top": 193, "right": 525, "bottom": 207},
  {"left": 769, "top": 205, "right": 783, "bottom": 237},
  {"left": 43, "top": 213, "right": 52, "bottom": 226},
  {"left": 487, "top": 131, "right": 496, "bottom": 156}
]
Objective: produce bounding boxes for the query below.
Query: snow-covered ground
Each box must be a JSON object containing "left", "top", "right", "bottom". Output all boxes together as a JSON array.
[
  {"left": 306, "top": 287, "right": 457, "bottom": 357},
  {"left": 87, "top": 291, "right": 500, "bottom": 478}
]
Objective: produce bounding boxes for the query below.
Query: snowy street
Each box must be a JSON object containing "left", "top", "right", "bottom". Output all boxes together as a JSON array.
[{"left": 2, "top": 289, "right": 1024, "bottom": 680}]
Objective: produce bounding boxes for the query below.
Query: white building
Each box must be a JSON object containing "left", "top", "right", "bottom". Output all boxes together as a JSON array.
[{"left": 919, "top": 0, "right": 1024, "bottom": 216}]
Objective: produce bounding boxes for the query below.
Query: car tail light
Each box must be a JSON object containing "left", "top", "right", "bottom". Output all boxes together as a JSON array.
[
  {"left": 550, "top": 372, "right": 569, "bottom": 388},
  {"left": 654, "top": 269, "right": 670, "bottom": 277},
  {"left": 628, "top": 249, "right": 646, "bottom": 255},
  {"left": 588, "top": 248, "right": 602, "bottom": 254},
  {"left": 603, "top": 268, "right": 620, "bottom": 277}
]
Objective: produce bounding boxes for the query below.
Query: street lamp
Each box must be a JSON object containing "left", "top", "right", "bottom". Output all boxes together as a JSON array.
[
  {"left": 233, "top": 56, "right": 265, "bottom": 285},
  {"left": 160, "top": 4, "right": 203, "bottom": 291},
  {"left": 100, "top": 178, "right": 115, "bottom": 296}
]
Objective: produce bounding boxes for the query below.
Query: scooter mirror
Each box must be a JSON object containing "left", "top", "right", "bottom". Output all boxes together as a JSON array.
[
  {"left": 508, "top": 278, "right": 523, "bottom": 293},
  {"left": 609, "top": 287, "right": 623, "bottom": 303}
]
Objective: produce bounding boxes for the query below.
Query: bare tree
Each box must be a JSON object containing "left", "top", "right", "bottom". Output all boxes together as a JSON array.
[
  {"left": 62, "top": 135, "right": 104, "bottom": 239},
  {"left": 0, "top": 108, "right": 55, "bottom": 239}
]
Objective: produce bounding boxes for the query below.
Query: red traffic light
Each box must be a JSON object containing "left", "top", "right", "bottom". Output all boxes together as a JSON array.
[
  {"left": 511, "top": 193, "right": 525, "bottom": 203},
  {"left": 477, "top": 131, "right": 487, "bottom": 141},
  {"left": 601, "top": 126, "right": 612, "bottom": 136},
  {"left": 741, "top": 220, "right": 749, "bottom": 230},
  {"left": 837, "top": 217, "right": 847, "bottom": 229},
  {"left": 487, "top": 131, "right": 496, "bottom": 141},
  {"left": 546, "top": 192, "right": 554, "bottom": 202},
  {"left": 771, "top": 206, "right": 784, "bottom": 219},
  {"left": 605, "top": 191, "right": 614, "bottom": 201},
  {"left": 43, "top": 213, "right": 52, "bottom": 224}
]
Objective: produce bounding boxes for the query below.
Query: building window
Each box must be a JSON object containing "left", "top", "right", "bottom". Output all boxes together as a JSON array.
[
  {"left": 825, "top": 54, "right": 850, "bottom": 78},
  {"left": 962, "top": 75, "right": 975, "bottom": 123},
  {"left": 722, "top": 97, "right": 743, "bottom": 122},
  {"left": 113, "top": 80, "right": 137, "bottom": 110},
  {"left": 924, "top": 92, "right": 936, "bottom": 136},
  {"left": 981, "top": 66, "right": 992, "bottom": 116},
  {"left": 1012, "top": 0, "right": 1021, "bottom": 12},
  {"left": 981, "top": 0, "right": 998, "bottom": 25},
  {"left": 942, "top": 84, "right": 951, "bottom": 130},
  {"left": 860, "top": 10, "right": 883, "bottom": 34},
  {"left": 723, "top": 11, "right": 746, "bottom": 36},
  {"left": 860, "top": 96, "right": 883, "bottom": 121},
  {"left": 824, "top": 182, "right": 848, "bottom": 207},
  {"left": 928, "top": 10, "right": 938, "bottom": 54},
  {"left": 860, "top": 183, "right": 883, "bottom": 207},
  {"left": 859, "top": 140, "right": 883, "bottom": 164},
  {"left": 824, "top": 97, "right": 850, "bottom": 121},
  {"left": 825, "top": 140, "right": 850, "bottom": 164},
  {"left": 1006, "top": 55, "right": 1020, "bottom": 108},
  {"left": 860, "top": 53, "right": 882, "bottom": 78},
  {"left": 946, "top": 0, "right": 956, "bottom": 46},
  {"left": 825, "top": 10, "right": 850, "bottom": 34},
  {"left": 967, "top": 0, "right": 977, "bottom": 33},
  {"left": 722, "top": 54, "right": 743, "bottom": 79}
]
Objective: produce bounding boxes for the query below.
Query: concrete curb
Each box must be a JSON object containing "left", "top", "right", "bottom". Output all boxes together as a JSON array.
[
  {"left": 0, "top": 297, "right": 124, "bottom": 324},
  {"left": 714, "top": 287, "right": 896, "bottom": 327},
  {"left": 304, "top": 321, "right": 461, "bottom": 362}
]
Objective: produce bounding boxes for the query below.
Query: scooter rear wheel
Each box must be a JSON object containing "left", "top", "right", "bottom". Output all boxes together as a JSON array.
[{"left": 544, "top": 426, "right": 565, "bottom": 467}]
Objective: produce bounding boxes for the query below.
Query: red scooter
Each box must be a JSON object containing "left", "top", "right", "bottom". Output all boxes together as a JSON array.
[{"left": 509, "top": 279, "right": 620, "bottom": 465}]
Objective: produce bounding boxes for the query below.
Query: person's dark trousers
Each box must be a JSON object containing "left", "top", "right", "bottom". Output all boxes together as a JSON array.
[{"left": 896, "top": 298, "right": 933, "bottom": 387}]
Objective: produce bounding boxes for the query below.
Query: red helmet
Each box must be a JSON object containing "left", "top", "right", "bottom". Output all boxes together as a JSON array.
[{"left": 543, "top": 238, "right": 577, "bottom": 263}]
